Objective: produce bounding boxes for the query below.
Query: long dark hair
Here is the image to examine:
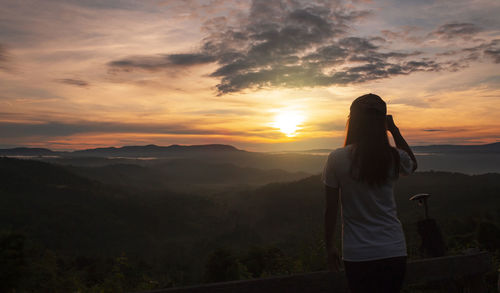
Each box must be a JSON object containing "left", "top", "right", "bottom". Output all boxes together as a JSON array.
[{"left": 344, "top": 94, "right": 399, "bottom": 185}]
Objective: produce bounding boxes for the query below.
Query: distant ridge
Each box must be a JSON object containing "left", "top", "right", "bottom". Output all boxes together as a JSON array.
[
  {"left": 72, "top": 144, "right": 241, "bottom": 157},
  {"left": 289, "top": 142, "right": 500, "bottom": 154},
  {"left": 1, "top": 142, "right": 499, "bottom": 157},
  {"left": 412, "top": 142, "right": 500, "bottom": 153},
  {"left": 0, "top": 147, "right": 59, "bottom": 156},
  {"left": 0, "top": 144, "right": 242, "bottom": 157}
]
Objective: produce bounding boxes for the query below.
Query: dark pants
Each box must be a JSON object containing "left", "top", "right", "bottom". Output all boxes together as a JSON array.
[{"left": 343, "top": 256, "right": 407, "bottom": 293}]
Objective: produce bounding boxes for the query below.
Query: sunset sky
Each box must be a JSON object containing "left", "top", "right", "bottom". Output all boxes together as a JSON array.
[{"left": 1, "top": 0, "right": 499, "bottom": 151}]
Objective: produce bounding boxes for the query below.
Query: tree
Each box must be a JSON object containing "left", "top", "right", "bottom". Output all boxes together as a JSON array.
[
  {"left": 0, "top": 232, "right": 25, "bottom": 292},
  {"left": 204, "top": 248, "right": 249, "bottom": 282}
]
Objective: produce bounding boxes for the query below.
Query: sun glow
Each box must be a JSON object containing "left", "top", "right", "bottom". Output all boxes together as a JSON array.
[{"left": 272, "top": 110, "right": 305, "bottom": 137}]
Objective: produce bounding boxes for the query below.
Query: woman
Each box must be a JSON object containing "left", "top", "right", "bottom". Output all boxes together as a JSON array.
[{"left": 322, "top": 93, "right": 417, "bottom": 293}]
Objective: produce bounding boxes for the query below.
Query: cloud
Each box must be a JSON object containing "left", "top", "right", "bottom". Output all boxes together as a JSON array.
[
  {"left": 56, "top": 78, "right": 90, "bottom": 87},
  {"left": 461, "top": 39, "right": 500, "bottom": 63},
  {"left": 382, "top": 24, "right": 498, "bottom": 71},
  {"left": 0, "top": 120, "right": 278, "bottom": 139},
  {"left": 431, "top": 23, "right": 481, "bottom": 40},
  {"left": 423, "top": 129, "right": 446, "bottom": 132},
  {"left": 45, "top": 0, "right": 148, "bottom": 11},
  {"left": 330, "top": 59, "right": 441, "bottom": 84},
  {"left": 106, "top": 0, "right": 497, "bottom": 95},
  {"left": 383, "top": 23, "right": 483, "bottom": 44},
  {"left": 0, "top": 44, "right": 10, "bottom": 70},
  {"left": 198, "top": 1, "right": 397, "bottom": 93},
  {"left": 484, "top": 48, "right": 500, "bottom": 63},
  {"left": 157, "top": 0, "right": 242, "bottom": 20},
  {"left": 108, "top": 53, "right": 216, "bottom": 72},
  {"left": 307, "top": 119, "right": 347, "bottom": 132},
  {"left": 381, "top": 27, "right": 424, "bottom": 44}
]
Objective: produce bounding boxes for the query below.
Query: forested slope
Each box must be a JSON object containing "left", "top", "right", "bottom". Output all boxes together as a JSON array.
[{"left": 1, "top": 157, "right": 499, "bottom": 291}]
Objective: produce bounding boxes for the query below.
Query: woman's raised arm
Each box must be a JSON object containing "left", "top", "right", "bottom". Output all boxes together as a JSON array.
[{"left": 387, "top": 115, "right": 418, "bottom": 171}]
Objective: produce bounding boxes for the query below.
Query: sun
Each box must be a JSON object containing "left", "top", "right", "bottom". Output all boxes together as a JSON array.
[{"left": 272, "top": 110, "right": 305, "bottom": 137}]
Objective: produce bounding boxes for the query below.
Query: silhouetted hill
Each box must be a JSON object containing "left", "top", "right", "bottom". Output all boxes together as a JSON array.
[
  {"left": 412, "top": 142, "right": 500, "bottom": 153},
  {"left": 0, "top": 158, "right": 221, "bottom": 260},
  {"left": 66, "top": 159, "right": 309, "bottom": 190},
  {"left": 0, "top": 157, "right": 91, "bottom": 188},
  {"left": 0, "top": 144, "right": 241, "bottom": 158},
  {"left": 1, "top": 157, "right": 499, "bottom": 290},
  {"left": 394, "top": 171, "right": 500, "bottom": 222},
  {"left": 45, "top": 149, "right": 328, "bottom": 174},
  {"left": 3, "top": 142, "right": 500, "bottom": 174},
  {"left": 0, "top": 158, "right": 142, "bottom": 254},
  {"left": 2, "top": 142, "right": 499, "bottom": 158},
  {"left": 71, "top": 144, "right": 242, "bottom": 157},
  {"left": 154, "top": 159, "right": 309, "bottom": 184},
  {"left": 285, "top": 142, "right": 500, "bottom": 155},
  {"left": 0, "top": 147, "right": 60, "bottom": 156},
  {"left": 214, "top": 171, "right": 500, "bottom": 256},
  {"left": 67, "top": 163, "right": 158, "bottom": 189}
]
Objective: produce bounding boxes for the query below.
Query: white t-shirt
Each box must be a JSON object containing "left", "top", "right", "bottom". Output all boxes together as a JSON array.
[{"left": 322, "top": 145, "right": 415, "bottom": 261}]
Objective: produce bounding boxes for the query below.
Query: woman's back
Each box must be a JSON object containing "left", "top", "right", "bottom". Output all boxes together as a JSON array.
[
  {"left": 322, "top": 144, "right": 415, "bottom": 261},
  {"left": 323, "top": 93, "right": 418, "bottom": 293}
]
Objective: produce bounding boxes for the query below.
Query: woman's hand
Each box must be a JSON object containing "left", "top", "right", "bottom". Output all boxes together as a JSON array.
[
  {"left": 386, "top": 115, "right": 398, "bottom": 133},
  {"left": 386, "top": 114, "right": 418, "bottom": 170},
  {"left": 327, "top": 247, "right": 341, "bottom": 272}
]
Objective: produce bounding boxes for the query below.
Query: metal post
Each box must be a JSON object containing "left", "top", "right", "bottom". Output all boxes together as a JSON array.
[{"left": 423, "top": 198, "right": 429, "bottom": 219}]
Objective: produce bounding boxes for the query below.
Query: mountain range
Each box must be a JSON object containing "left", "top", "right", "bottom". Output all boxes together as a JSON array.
[
  {"left": 412, "top": 142, "right": 500, "bottom": 153},
  {"left": 2, "top": 142, "right": 500, "bottom": 175},
  {"left": 0, "top": 144, "right": 242, "bottom": 157},
  {"left": 2, "top": 142, "right": 500, "bottom": 157},
  {"left": 1, "top": 150, "right": 500, "bottom": 290}
]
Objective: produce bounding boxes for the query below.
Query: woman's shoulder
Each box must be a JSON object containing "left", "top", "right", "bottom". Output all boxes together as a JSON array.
[
  {"left": 329, "top": 145, "right": 353, "bottom": 154},
  {"left": 327, "top": 145, "right": 353, "bottom": 159}
]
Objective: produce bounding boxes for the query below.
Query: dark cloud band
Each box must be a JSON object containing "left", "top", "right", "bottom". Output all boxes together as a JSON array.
[
  {"left": 0, "top": 120, "right": 277, "bottom": 139},
  {"left": 56, "top": 78, "right": 90, "bottom": 87},
  {"left": 0, "top": 44, "right": 10, "bottom": 71},
  {"left": 432, "top": 23, "right": 481, "bottom": 40},
  {"left": 106, "top": 1, "right": 493, "bottom": 94},
  {"left": 108, "top": 53, "right": 216, "bottom": 72}
]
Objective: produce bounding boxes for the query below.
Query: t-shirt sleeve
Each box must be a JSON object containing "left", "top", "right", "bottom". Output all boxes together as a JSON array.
[
  {"left": 322, "top": 151, "right": 339, "bottom": 188},
  {"left": 397, "top": 148, "right": 415, "bottom": 176}
]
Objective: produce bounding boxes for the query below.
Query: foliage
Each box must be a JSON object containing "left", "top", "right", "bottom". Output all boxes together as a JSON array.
[
  {"left": 0, "top": 157, "right": 499, "bottom": 291},
  {"left": 203, "top": 248, "right": 250, "bottom": 282}
]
